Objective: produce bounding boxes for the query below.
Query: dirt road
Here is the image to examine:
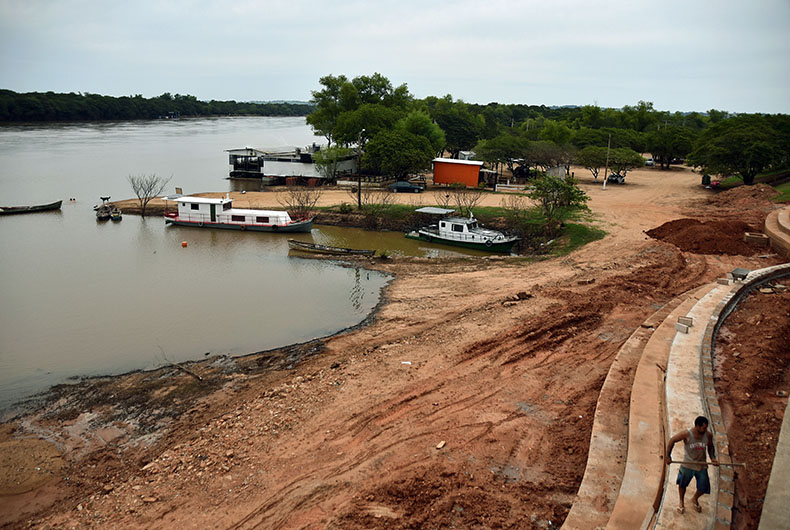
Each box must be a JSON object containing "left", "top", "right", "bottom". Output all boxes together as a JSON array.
[{"left": 2, "top": 166, "right": 784, "bottom": 529}]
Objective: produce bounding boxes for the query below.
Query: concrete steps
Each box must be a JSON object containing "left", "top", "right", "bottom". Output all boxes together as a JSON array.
[
  {"left": 764, "top": 205, "right": 790, "bottom": 257},
  {"left": 562, "top": 264, "right": 790, "bottom": 530},
  {"left": 562, "top": 293, "right": 696, "bottom": 530},
  {"left": 654, "top": 283, "right": 733, "bottom": 529},
  {"left": 605, "top": 285, "right": 714, "bottom": 529}
]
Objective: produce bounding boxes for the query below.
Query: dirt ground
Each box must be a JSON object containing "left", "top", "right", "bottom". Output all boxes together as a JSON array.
[
  {"left": 713, "top": 281, "right": 790, "bottom": 530},
  {"left": 1, "top": 166, "right": 786, "bottom": 529}
]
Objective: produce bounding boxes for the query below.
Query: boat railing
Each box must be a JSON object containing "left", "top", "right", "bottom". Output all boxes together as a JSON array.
[{"left": 437, "top": 231, "right": 508, "bottom": 242}]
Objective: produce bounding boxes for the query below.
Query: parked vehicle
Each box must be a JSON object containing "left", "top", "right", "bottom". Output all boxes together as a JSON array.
[
  {"left": 645, "top": 158, "right": 654, "bottom": 166},
  {"left": 388, "top": 181, "right": 424, "bottom": 193},
  {"left": 607, "top": 173, "right": 625, "bottom": 184}
]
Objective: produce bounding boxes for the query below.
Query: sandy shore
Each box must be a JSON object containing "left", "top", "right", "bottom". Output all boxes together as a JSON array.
[{"left": 2, "top": 165, "right": 785, "bottom": 528}]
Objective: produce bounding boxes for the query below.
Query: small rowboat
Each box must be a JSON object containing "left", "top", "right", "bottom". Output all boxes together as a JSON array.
[
  {"left": 287, "top": 239, "right": 376, "bottom": 257},
  {"left": 0, "top": 200, "right": 62, "bottom": 215}
]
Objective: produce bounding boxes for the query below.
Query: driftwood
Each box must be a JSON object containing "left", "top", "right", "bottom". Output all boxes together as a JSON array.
[{"left": 157, "top": 345, "right": 203, "bottom": 381}]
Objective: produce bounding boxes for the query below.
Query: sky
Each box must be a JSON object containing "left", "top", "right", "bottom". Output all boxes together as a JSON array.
[{"left": 1, "top": 0, "right": 788, "bottom": 114}]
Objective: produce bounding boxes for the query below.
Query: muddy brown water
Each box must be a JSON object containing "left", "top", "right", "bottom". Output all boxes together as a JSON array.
[{"left": 0, "top": 117, "right": 483, "bottom": 418}]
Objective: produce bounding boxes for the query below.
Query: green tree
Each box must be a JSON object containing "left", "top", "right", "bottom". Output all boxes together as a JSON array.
[
  {"left": 621, "top": 100, "right": 659, "bottom": 132},
  {"left": 646, "top": 125, "right": 695, "bottom": 169},
  {"left": 333, "top": 103, "right": 402, "bottom": 147},
  {"left": 576, "top": 146, "right": 609, "bottom": 182},
  {"left": 306, "top": 74, "right": 352, "bottom": 145},
  {"left": 609, "top": 148, "right": 645, "bottom": 177},
  {"left": 399, "top": 110, "right": 446, "bottom": 155},
  {"left": 688, "top": 115, "right": 783, "bottom": 185},
  {"left": 474, "top": 132, "right": 528, "bottom": 175},
  {"left": 313, "top": 145, "right": 353, "bottom": 182},
  {"left": 538, "top": 120, "right": 573, "bottom": 145},
  {"left": 363, "top": 129, "right": 434, "bottom": 179},
  {"left": 524, "top": 140, "right": 562, "bottom": 173},
  {"left": 429, "top": 95, "right": 482, "bottom": 157},
  {"left": 528, "top": 175, "right": 589, "bottom": 236}
]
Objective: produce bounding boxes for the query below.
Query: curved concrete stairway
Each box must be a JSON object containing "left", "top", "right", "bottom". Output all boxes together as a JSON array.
[
  {"left": 764, "top": 205, "right": 790, "bottom": 257},
  {"left": 562, "top": 263, "right": 790, "bottom": 530}
]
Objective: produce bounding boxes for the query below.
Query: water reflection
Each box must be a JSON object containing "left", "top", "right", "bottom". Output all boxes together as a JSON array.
[{"left": 349, "top": 267, "right": 364, "bottom": 312}]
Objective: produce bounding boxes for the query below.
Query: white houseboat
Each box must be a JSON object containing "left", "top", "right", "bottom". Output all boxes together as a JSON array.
[
  {"left": 405, "top": 207, "right": 519, "bottom": 253},
  {"left": 163, "top": 194, "right": 313, "bottom": 233},
  {"left": 226, "top": 144, "right": 356, "bottom": 184}
]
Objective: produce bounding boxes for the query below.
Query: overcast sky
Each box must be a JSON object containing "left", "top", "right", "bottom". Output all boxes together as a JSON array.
[{"left": 1, "top": 0, "right": 788, "bottom": 114}]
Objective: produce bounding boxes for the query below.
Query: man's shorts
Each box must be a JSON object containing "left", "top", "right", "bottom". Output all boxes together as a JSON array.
[{"left": 676, "top": 465, "right": 711, "bottom": 494}]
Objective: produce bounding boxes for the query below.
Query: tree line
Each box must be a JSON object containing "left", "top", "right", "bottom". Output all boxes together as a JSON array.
[
  {"left": 0, "top": 90, "right": 313, "bottom": 122},
  {"left": 305, "top": 74, "right": 790, "bottom": 185}
]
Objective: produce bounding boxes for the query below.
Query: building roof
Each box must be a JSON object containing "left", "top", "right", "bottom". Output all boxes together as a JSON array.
[{"left": 432, "top": 158, "right": 484, "bottom": 166}]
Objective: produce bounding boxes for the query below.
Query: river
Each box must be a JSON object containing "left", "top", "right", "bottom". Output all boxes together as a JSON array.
[{"left": 0, "top": 117, "right": 396, "bottom": 418}]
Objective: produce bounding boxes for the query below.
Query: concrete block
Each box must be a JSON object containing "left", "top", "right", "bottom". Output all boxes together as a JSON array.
[
  {"left": 744, "top": 232, "right": 770, "bottom": 246},
  {"left": 717, "top": 278, "right": 732, "bottom": 285},
  {"left": 675, "top": 322, "right": 689, "bottom": 333},
  {"left": 731, "top": 267, "right": 750, "bottom": 281},
  {"left": 678, "top": 316, "right": 694, "bottom": 327}
]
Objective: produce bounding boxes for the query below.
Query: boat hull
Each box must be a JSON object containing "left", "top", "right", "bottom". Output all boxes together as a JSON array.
[
  {"left": 405, "top": 231, "right": 518, "bottom": 253},
  {"left": 165, "top": 216, "right": 313, "bottom": 233},
  {"left": 0, "top": 200, "right": 62, "bottom": 215},
  {"left": 287, "top": 239, "right": 375, "bottom": 256}
]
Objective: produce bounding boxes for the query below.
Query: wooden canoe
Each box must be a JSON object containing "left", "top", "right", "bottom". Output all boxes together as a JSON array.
[
  {"left": 287, "top": 239, "right": 375, "bottom": 257},
  {"left": 0, "top": 200, "right": 62, "bottom": 215}
]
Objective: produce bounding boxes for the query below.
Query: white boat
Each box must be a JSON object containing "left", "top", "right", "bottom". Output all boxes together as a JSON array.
[
  {"left": 163, "top": 194, "right": 313, "bottom": 233},
  {"left": 405, "top": 207, "right": 519, "bottom": 253}
]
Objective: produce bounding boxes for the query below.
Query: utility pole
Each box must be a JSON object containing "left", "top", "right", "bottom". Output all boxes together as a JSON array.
[
  {"left": 602, "top": 133, "right": 611, "bottom": 191},
  {"left": 356, "top": 128, "right": 365, "bottom": 210}
]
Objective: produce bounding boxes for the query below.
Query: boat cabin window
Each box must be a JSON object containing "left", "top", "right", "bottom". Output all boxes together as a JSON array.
[
  {"left": 452, "top": 224, "right": 464, "bottom": 232},
  {"left": 440, "top": 221, "right": 446, "bottom": 228},
  {"left": 231, "top": 215, "right": 246, "bottom": 222},
  {"left": 256, "top": 216, "right": 269, "bottom": 223},
  {"left": 223, "top": 202, "right": 231, "bottom": 211},
  {"left": 190, "top": 203, "right": 200, "bottom": 210},
  {"left": 468, "top": 221, "right": 478, "bottom": 229}
]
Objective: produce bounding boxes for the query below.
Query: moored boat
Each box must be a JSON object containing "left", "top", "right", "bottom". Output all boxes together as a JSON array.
[
  {"left": 287, "top": 239, "right": 375, "bottom": 256},
  {"left": 163, "top": 194, "right": 313, "bottom": 233},
  {"left": 95, "top": 196, "right": 112, "bottom": 221},
  {"left": 111, "top": 207, "right": 122, "bottom": 221},
  {"left": 405, "top": 207, "right": 519, "bottom": 253},
  {"left": 0, "top": 200, "right": 62, "bottom": 215}
]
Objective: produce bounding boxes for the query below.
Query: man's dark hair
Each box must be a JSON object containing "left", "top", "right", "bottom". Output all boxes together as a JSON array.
[{"left": 694, "top": 416, "right": 709, "bottom": 427}]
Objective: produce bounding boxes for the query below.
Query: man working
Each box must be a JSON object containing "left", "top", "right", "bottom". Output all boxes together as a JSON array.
[{"left": 665, "top": 415, "right": 719, "bottom": 514}]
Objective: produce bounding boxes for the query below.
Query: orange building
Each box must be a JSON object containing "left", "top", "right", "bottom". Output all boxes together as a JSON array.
[{"left": 432, "top": 158, "right": 484, "bottom": 187}]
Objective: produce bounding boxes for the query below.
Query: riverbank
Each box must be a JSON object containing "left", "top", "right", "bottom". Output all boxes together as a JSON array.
[{"left": 3, "top": 166, "right": 787, "bottom": 528}]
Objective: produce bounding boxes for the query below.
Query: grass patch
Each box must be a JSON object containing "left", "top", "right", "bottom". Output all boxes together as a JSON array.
[
  {"left": 551, "top": 223, "right": 607, "bottom": 256},
  {"left": 714, "top": 169, "right": 790, "bottom": 190},
  {"left": 773, "top": 181, "right": 790, "bottom": 203}
]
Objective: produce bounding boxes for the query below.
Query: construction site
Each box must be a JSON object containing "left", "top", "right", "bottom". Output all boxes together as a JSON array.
[{"left": 1, "top": 165, "right": 789, "bottom": 529}]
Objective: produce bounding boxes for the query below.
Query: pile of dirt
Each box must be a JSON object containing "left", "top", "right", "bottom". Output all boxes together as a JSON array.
[
  {"left": 713, "top": 281, "right": 790, "bottom": 529},
  {"left": 646, "top": 219, "right": 760, "bottom": 255},
  {"left": 706, "top": 184, "right": 780, "bottom": 209}
]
